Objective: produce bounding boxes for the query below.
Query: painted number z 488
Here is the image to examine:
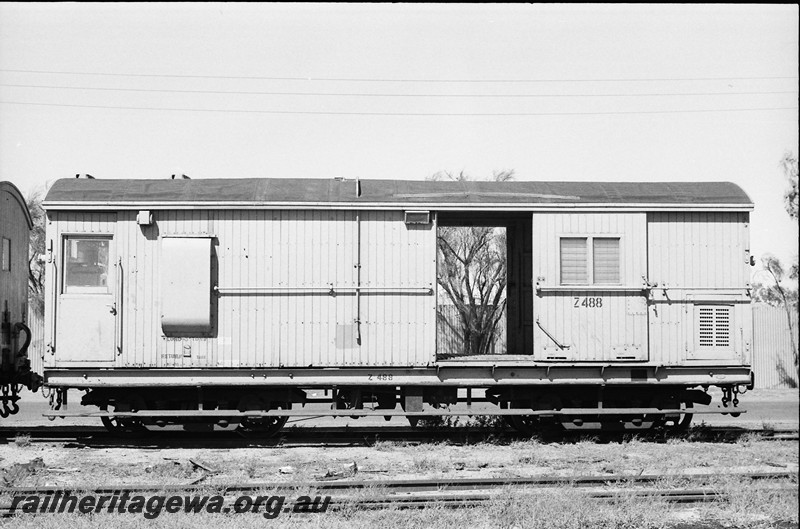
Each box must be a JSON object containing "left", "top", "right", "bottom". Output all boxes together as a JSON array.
[{"left": 573, "top": 297, "right": 603, "bottom": 308}]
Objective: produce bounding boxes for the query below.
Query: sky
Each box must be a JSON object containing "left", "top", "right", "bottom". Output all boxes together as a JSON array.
[{"left": 0, "top": 3, "right": 798, "bottom": 274}]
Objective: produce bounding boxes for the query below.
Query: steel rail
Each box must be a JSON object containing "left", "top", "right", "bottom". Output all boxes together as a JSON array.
[
  {"left": 1, "top": 487, "right": 794, "bottom": 516},
  {"left": 324, "top": 486, "right": 797, "bottom": 510},
  {"left": 1, "top": 470, "right": 795, "bottom": 496},
  {"left": 2, "top": 425, "right": 796, "bottom": 444}
]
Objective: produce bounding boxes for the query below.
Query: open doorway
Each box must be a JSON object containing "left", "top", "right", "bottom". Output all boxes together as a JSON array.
[{"left": 436, "top": 213, "right": 533, "bottom": 360}]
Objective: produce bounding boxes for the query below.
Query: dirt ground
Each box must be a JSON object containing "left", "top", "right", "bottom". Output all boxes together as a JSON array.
[
  {"left": 1, "top": 388, "right": 797, "bottom": 528},
  {"left": 1, "top": 430, "right": 799, "bottom": 486},
  {"left": 1, "top": 425, "right": 798, "bottom": 529}
]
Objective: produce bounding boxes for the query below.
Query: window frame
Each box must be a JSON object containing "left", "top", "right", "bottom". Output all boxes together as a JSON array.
[
  {"left": 61, "top": 235, "right": 113, "bottom": 294},
  {"left": 558, "top": 234, "right": 623, "bottom": 286}
]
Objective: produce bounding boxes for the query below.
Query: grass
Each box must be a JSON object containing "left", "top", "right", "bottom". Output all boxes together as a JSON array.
[
  {"left": 410, "top": 456, "right": 451, "bottom": 474},
  {"left": 5, "top": 483, "right": 796, "bottom": 529},
  {"left": 1, "top": 425, "right": 797, "bottom": 528},
  {"left": 371, "top": 440, "right": 412, "bottom": 451}
]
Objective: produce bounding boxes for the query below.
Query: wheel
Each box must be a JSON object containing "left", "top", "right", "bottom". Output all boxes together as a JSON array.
[
  {"left": 504, "top": 395, "right": 563, "bottom": 436},
  {"left": 620, "top": 398, "right": 656, "bottom": 431},
  {"left": 671, "top": 402, "right": 693, "bottom": 431},
  {"left": 506, "top": 414, "right": 539, "bottom": 435},
  {"left": 237, "top": 395, "right": 289, "bottom": 437},
  {"left": 653, "top": 397, "right": 693, "bottom": 432},
  {"left": 101, "top": 395, "right": 147, "bottom": 434},
  {"left": 239, "top": 415, "right": 288, "bottom": 436}
]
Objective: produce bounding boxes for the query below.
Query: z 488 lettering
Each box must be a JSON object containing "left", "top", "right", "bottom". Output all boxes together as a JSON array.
[{"left": 573, "top": 297, "right": 603, "bottom": 308}]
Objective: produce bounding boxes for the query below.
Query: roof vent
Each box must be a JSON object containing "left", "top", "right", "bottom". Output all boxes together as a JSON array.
[
  {"left": 171, "top": 174, "right": 191, "bottom": 179},
  {"left": 75, "top": 173, "right": 95, "bottom": 179}
]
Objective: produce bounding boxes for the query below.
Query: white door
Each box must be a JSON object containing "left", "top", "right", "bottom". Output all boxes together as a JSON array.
[{"left": 56, "top": 235, "right": 117, "bottom": 362}]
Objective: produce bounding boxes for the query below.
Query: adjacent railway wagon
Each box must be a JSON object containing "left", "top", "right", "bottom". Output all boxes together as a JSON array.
[
  {"left": 41, "top": 177, "right": 754, "bottom": 434},
  {"left": 0, "top": 181, "right": 40, "bottom": 416}
]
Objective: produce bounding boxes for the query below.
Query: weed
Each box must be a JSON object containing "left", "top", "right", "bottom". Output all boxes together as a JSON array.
[
  {"left": 14, "top": 433, "right": 31, "bottom": 448},
  {"left": 517, "top": 454, "right": 540, "bottom": 465},
  {"left": 411, "top": 456, "right": 449, "bottom": 474},
  {"left": 468, "top": 414, "right": 506, "bottom": 429},
  {"left": 416, "top": 415, "right": 461, "bottom": 429},
  {"left": 145, "top": 460, "right": 195, "bottom": 479},
  {"left": 244, "top": 458, "right": 260, "bottom": 478}
]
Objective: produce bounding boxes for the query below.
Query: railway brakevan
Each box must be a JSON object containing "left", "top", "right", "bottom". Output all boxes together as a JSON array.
[
  {"left": 0, "top": 181, "right": 40, "bottom": 417},
  {"left": 38, "top": 176, "right": 754, "bottom": 434}
]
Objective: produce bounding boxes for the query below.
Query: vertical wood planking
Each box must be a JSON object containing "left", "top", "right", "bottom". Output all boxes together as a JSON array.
[
  {"left": 647, "top": 212, "right": 750, "bottom": 365},
  {"left": 532, "top": 212, "right": 647, "bottom": 362}
]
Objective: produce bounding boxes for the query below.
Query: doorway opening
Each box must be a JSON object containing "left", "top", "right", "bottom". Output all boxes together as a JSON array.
[{"left": 436, "top": 213, "right": 532, "bottom": 360}]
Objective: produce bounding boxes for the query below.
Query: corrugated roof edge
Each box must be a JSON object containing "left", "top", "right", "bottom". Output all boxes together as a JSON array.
[{"left": 42, "top": 177, "right": 754, "bottom": 208}]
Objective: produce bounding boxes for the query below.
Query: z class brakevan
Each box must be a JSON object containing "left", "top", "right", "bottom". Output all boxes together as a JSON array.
[{"left": 37, "top": 177, "right": 754, "bottom": 434}]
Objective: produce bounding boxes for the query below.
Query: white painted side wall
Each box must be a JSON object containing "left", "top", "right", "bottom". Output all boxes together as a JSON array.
[
  {"left": 43, "top": 208, "right": 751, "bottom": 370},
  {"left": 531, "top": 213, "right": 649, "bottom": 362},
  {"left": 45, "top": 209, "right": 436, "bottom": 368},
  {"left": 647, "top": 212, "right": 751, "bottom": 366}
]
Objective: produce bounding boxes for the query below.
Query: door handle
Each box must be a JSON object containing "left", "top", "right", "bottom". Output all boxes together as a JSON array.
[{"left": 107, "top": 303, "right": 117, "bottom": 316}]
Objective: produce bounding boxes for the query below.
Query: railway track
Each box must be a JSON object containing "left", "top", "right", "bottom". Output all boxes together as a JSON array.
[
  {"left": 0, "top": 425, "right": 797, "bottom": 447},
  {"left": 1, "top": 471, "right": 796, "bottom": 515}
]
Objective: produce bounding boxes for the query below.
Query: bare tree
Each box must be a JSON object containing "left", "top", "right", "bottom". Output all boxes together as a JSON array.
[
  {"left": 751, "top": 154, "right": 800, "bottom": 387},
  {"left": 758, "top": 255, "right": 799, "bottom": 387},
  {"left": 433, "top": 170, "right": 513, "bottom": 356},
  {"left": 26, "top": 187, "right": 47, "bottom": 316},
  {"left": 780, "top": 152, "right": 799, "bottom": 282},
  {"left": 781, "top": 152, "right": 798, "bottom": 221}
]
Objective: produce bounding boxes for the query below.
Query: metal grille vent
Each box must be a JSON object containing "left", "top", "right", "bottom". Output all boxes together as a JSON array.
[{"left": 697, "top": 306, "right": 731, "bottom": 348}]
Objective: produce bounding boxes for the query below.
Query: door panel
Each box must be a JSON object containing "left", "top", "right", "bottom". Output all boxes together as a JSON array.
[
  {"left": 56, "top": 235, "right": 117, "bottom": 362},
  {"left": 532, "top": 213, "right": 649, "bottom": 362}
]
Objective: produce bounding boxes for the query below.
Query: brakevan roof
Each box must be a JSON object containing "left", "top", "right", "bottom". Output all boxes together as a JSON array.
[
  {"left": 43, "top": 178, "right": 754, "bottom": 211},
  {"left": 1, "top": 181, "right": 34, "bottom": 228}
]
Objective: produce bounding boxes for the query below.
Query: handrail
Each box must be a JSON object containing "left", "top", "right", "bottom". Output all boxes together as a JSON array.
[
  {"left": 214, "top": 285, "right": 433, "bottom": 295},
  {"left": 115, "top": 257, "right": 123, "bottom": 356},
  {"left": 535, "top": 317, "right": 570, "bottom": 350},
  {"left": 536, "top": 285, "right": 645, "bottom": 292},
  {"left": 47, "top": 247, "right": 58, "bottom": 355}
]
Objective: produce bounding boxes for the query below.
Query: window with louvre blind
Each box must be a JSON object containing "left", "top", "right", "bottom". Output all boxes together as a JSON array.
[
  {"left": 560, "top": 238, "right": 588, "bottom": 284},
  {"left": 559, "top": 236, "right": 620, "bottom": 285},
  {"left": 593, "top": 238, "right": 620, "bottom": 284}
]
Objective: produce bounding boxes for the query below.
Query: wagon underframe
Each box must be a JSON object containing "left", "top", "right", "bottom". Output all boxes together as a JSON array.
[{"left": 43, "top": 365, "right": 753, "bottom": 388}]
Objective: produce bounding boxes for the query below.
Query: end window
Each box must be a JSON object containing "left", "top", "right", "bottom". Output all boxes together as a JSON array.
[
  {"left": 1, "top": 238, "right": 9, "bottom": 271},
  {"left": 63, "top": 237, "right": 110, "bottom": 293}
]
